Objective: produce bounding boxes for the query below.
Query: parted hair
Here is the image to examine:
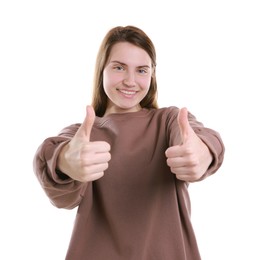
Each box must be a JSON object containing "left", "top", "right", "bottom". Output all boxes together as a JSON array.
[{"left": 91, "top": 25, "right": 159, "bottom": 117}]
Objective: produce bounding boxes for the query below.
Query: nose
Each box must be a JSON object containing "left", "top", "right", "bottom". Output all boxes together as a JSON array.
[{"left": 123, "top": 72, "right": 136, "bottom": 87}]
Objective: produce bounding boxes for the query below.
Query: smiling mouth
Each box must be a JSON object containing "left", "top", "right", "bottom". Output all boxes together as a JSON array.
[{"left": 118, "top": 89, "right": 137, "bottom": 96}]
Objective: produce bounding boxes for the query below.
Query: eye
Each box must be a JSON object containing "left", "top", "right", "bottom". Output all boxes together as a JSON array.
[
  {"left": 138, "top": 67, "right": 149, "bottom": 74},
  {"left": 113, "top": 65, "right": 125, "bottom": 71},
  {"left": 139, "top": 69, "right": 146, "bottom": 74}
]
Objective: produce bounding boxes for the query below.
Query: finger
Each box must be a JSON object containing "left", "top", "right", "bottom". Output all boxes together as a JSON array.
[
  {"left": 178, "top": 107, "right": 190, "bottom": 144},
  {"left": 165, "top": 145, "right": 182, "bottom": 158},
  {"left": 166, "top": 157, "right": 185, "bottom": 168},
  {"left": 83, "top": 172, "right": 105, "bottom": 182},
  {"left": 76, "top": 105, "right": 96, "bottom": 141},
  {"left": 82, "top": 149, "right": 111, "bottom": 165},
  {"left": 83, "top": 141, "right": 111, "bottom": 153},
  {"left": 83, "top": 162, "right": 109, "bottom": 175},
  {"left": 84, "top": 105, "right": 96, "bottom": 141}
]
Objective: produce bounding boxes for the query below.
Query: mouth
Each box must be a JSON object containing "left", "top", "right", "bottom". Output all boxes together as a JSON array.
[{"left": 118, "top": 89, "right": 137, "bottom": 96}]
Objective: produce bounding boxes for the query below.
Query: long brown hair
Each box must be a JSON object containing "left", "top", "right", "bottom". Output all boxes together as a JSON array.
[{"left": 91, "top": 25, "right": 159, "bottom": 117}]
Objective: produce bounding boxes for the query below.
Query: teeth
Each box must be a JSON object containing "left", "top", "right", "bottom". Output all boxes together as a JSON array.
[{"left": 120, "top": 90, "right": 136, "bottom": 95}]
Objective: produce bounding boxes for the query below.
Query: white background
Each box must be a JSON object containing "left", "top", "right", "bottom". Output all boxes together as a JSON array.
[{"left": 1, "top": 0, "right": 259, "bottom": 259}]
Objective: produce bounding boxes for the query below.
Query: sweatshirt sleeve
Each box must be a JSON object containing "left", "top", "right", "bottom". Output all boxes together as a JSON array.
[
  {"left": 33, "top": 124, "right": 88, "bottom": 209},
  {"left": 193, "top": 126, "right": 225, "bottom": 181}
]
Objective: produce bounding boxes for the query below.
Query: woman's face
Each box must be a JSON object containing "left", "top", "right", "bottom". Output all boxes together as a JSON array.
[{"left": 103, "top": 42, "right": 152, "bottom": 115}]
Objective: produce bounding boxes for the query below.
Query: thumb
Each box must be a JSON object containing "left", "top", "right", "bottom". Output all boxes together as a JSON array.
[
  {"left": 177, "top": 107, "right": 191, "bottom": 144},
  {"left": 77, "top": 105, "right": 96, "bottom": 141}
]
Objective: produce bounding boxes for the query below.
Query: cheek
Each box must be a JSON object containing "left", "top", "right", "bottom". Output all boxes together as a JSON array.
[
  {"left": 102, "top": 71, "right": 110, "bottom": 90},
  {"left": 140, "top": 77, "right": 152, "bottom": 90},
  {"left": 103, "top": 72, "right": 122, "bottom": 89}
]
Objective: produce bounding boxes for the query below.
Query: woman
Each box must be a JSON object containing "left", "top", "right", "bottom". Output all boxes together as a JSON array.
[{"left": 33, "top": 25, "right": 225, "bottom": 260}]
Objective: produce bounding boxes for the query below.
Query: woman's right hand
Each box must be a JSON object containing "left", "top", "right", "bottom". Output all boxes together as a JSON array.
[{"left": 57, "top": 105, "right": 111, "bottom": 182}]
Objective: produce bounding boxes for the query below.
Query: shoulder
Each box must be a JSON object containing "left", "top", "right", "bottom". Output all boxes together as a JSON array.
[
  {"left": 148, "top": 106, "right": 179, "bottom": 121},
  {"left": 58, "top": 123, "right": 81, "bottom": 138}
]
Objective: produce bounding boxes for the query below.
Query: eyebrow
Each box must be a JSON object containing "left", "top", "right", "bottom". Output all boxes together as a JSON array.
[{"left": 110, "top": 60, "right": 151, "bottom": 69}]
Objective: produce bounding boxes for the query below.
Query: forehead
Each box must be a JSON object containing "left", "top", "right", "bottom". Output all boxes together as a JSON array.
[{"left": 108, "top": 42, "right": 151, "bottom": 65}]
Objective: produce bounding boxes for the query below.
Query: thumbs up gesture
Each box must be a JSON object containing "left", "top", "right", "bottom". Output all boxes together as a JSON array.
[
  {"left": 165, "top": 108, "right": 213, "bottom": 182},
  {"left": 57, "top": 106, "right": 111, "bottom": 182}
]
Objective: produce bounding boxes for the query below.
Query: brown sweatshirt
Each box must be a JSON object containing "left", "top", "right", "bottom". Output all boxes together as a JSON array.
[{"left": 33, "top": 107, "right": 225, "bottom": 260}]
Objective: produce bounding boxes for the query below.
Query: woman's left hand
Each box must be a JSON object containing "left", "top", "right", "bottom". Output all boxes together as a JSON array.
[{"left": 165, "top": 108, "right": 213, "bottom": 182}]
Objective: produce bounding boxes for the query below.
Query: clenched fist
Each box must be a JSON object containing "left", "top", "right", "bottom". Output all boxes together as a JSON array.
[
  {"left": 165, "top": 108, "right": 213, "bottom": 182},
  {"left": 57, "top": 105, "right": 111, "bottom": 182}
]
